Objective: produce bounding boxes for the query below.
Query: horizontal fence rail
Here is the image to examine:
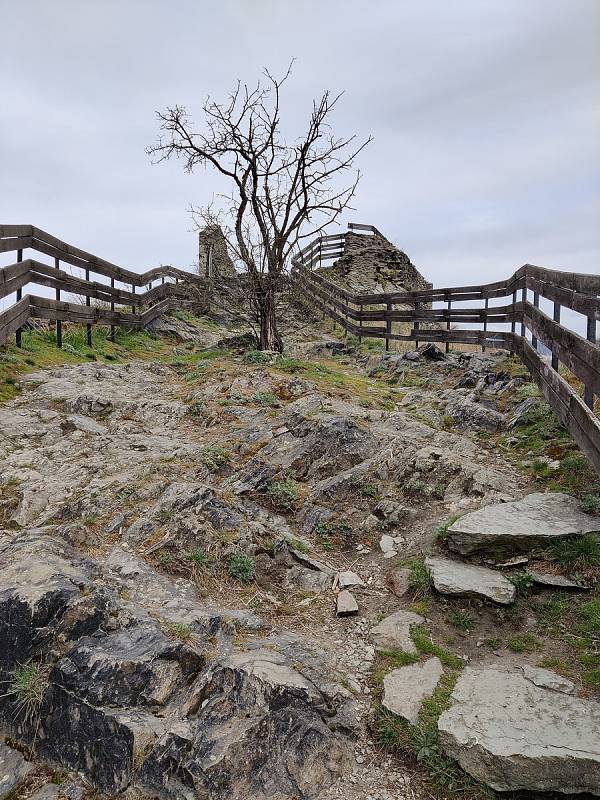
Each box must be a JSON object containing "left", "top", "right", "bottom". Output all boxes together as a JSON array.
[
  {"left": 291, "top": 227, "right": 600, "bottom": 474},
  {"left": 0, "top": 224, "right": 207, "bottom": 348}
]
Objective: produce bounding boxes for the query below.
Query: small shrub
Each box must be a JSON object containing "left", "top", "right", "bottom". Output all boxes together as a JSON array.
[
  {"left": 359, "top": 483, "right": 380, "bottom": 498},
  {"left": 484, "top": 638, "right": 502, "bottom": 650},
  {"left": 267, "top": 479, "right": 299, "bottom": 510},
  {"left": 228, "top": 552, "right": 256, "bottom": 583},
  {"left": 157, "top": 549, "right": 175, "bottom": 568},
  {"left": 408, "top": 557, "right": 432, "bottom": 599},
  {"left": 509, "top": 571, "right": 535, "bottom": 596},
  {"left": 315, "top": 517, "right": 353, "bottom": 549},
  {"left": 560, "top": 452, "right": 596, "bottom": 494},
  {"left": 187, "top": 401, "right": 204, "bottom": 417},
  {"left": 441, "top": 415, "right": 455, "bottom": 429},
  {"left": 202, "top": 445, "right": 232, "bottom": 471},
  {"left": 531, "top": 459, "right": 553, "bottom": 479},
  {"left": 404, "top": 478, "right": 427, "bottom": 496},
  {"left": 582, "top": 494, "right": 600, "bottom": 514},
  {"left": 252, "top": 391, "right": 280, "bottom": 407},
  {"left": 244, "top": 350, "right": 271, "bottom": 365}
]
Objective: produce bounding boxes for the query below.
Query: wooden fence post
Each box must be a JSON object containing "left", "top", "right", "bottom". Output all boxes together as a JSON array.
[
  {"left": 132, "top": 283, "right": 136, "bottom": 314},
  {"left": 510, "top": 290, "right": 517, "bottom": 355},
  {"left": 15, "top": 248, "right": 23, "bottom": 347},
  {"left": 358, "top": 303, "right": 363, "bottom": 344},
  {"left": 110, "top": 278, "right": 116, "bottom": 343},
  {"left": 585, "top": 316, "right": 596, "bottom": 409},
  {"left": 520, "top": 287, "right": 526, "bottom": 337},
  {"left": 55, "top": 257, "right": 62, "bottom": 348},
  {"left": 482, "top": 296, "right": 489, "bottom": 353},
  {"left": 551, "top": 302, "right": 561, "bottom": 371},
  {"left": 84, "top": 267, "right": 92, "bottom": 347},
  {"left": 414, "top": 301, "right": 420, "bottom": 349},
  {"left": 532, "top": 292, "right": 539, "bottom": 350},
  {"left": 445, "top": 297, "right": 451, "bottom": 354},
  {"left": 385, "top": 301, "right": 392, "bottom": 351}
]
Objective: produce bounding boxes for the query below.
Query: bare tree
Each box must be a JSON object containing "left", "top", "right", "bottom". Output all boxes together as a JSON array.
[{"left": 147, "top": 65, "right": 371, "bottom": 351}]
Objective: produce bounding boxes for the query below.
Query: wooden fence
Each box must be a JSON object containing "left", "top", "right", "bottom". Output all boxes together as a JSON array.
[
  {"left": 0, "top": 225, "right": 207, "bottom": 348},
  {"left": 292, "top": 226, "right": 600, "bottom": 474}
]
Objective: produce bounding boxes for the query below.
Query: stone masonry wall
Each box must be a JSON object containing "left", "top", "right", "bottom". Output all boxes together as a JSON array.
[{"left": 198, "top": 226, "right": 237, "bottom": 278}]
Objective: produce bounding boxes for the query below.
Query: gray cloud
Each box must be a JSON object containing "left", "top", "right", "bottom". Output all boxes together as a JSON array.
[{"left": 1, "top": 0, "right": 598, "bottom": 291}]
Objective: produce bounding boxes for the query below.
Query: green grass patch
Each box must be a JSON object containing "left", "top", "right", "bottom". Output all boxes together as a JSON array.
[
  {"left": 410, "top": 626, "right": 464, "bottom": 669},
  {"left": 448, "top": 610, "right": 476, "bottom": 632},
  {"left": 407, "top": 557, "right": 432, "bottom": 599},
  {"left": 547, "top": 534, "right": 600, "bottom": 568},
  {"left": 7, "top": 662, "right": 49, "bottom": 722},
  {"left": 507, "top": 633, "right": 543, "bottom": 653}
]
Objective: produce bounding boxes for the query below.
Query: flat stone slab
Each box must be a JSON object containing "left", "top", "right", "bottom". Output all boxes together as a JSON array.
[
  {"left": 0, "top": 741, "right": 32, "bottom": 800},
  {"left": 438, "top": 667, "right": 600, "bottom": 794},
  {"left": 528, "top": 569, "right": 589, "bottom": 590},
  {"left": 522, "top": 665, "right": 575, "bottom": 695},
  {"left": 335, "top": 570, "right": 365, "bottom": 590},
  {"left": 382, "top": 658, "right": 443, "bottom": 724},
  {"left": 336, "top": 590, "right": 358, "bottom": 616},
  {"left": 370, "top": 610, "right": 423, "bottom": 653},
  {"left": 446, "top": 492, "right": 600, "bottom": 555},
  {"left": 425, "top": 557, "right": 515, "bottom": 605}
]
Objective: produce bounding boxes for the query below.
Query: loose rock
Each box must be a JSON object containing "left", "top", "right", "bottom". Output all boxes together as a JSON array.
[
  {"left": 425, "top": 556, "right": 515, "bottom": 604},
  {"left": 446, "top": 492, "right": 600, "bottom": 555},
  {"left": 382, "top": 658, "right": 443, "bottom": 724},
  {"left": 370, "top": 611, "right": 423, "bottom": 653},
  {"left": 438, "top": 667, "right": 600, "bottom": 794},
  {"left": 337, "top": 591, "right": 359, "bottom": 617}
]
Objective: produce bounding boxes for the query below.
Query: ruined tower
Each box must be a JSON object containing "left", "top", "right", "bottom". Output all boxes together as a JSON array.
[{"left": 198, "top": 226, "right": 237, "bottom": 278}]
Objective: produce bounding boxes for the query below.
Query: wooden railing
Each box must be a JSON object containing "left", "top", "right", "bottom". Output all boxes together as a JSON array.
[
  {"left": 0, "top": 225, "right": 207, "bottom": 347},
  {"left": 292, "top": 226, "right": 600, "bottom": 473}
]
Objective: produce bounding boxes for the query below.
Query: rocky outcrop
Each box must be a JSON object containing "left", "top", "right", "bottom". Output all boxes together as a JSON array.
[
  {"left": 0, "top": 741, "right": 31, "bottom": 799},
  {"left": 446, "top": 492, "right": 600, "bottom": 555},
  {"left": 0, "top": 532, "right": 356, "bottom": 798},
  {"left": 438, "top": 667, "right": 600, "bottom": 795},
  {"left": 425, "top": 557, "right": 515, "bottom": 604}
]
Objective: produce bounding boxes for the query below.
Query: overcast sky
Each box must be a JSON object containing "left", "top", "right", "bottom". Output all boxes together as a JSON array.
[{"left": 1, "top": 0, "right": 599, "bottom": 290}]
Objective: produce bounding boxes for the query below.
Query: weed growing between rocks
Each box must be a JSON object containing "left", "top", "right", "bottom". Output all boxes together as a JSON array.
[
  {"left": 227, "top": 552, "right": 256, "bottom": 583},
  {"left": 267, "top": 478, "right": 300, "bottom": 510},
  {"left": 407, "top": 557, "right": 432, "bottom": 599},
  {"left": 202, "top": 445, "right": 232, "bottom": 471},
  {"left": 373, "top": 635, "right": 491, "bottom": 800},
  {"left": 5, "top": 663, "right": 49, "bottom": 726}
]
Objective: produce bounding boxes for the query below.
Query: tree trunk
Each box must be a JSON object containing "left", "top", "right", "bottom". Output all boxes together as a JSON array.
[{"left": 258, "top": 288, "right": 283, "bottom": 352}]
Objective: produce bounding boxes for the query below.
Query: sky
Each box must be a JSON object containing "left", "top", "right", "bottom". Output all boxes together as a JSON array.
[{"left": 1, "top": 0, "right": 599, "bottom": 293}]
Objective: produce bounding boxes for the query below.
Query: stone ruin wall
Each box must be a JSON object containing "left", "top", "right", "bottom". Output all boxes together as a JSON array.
[
  {"left": 198, "top": 226, "right": 237, "bottom": 278},
  {"left": 317, "top": 231, "right": 433, "bottom": 347}
]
